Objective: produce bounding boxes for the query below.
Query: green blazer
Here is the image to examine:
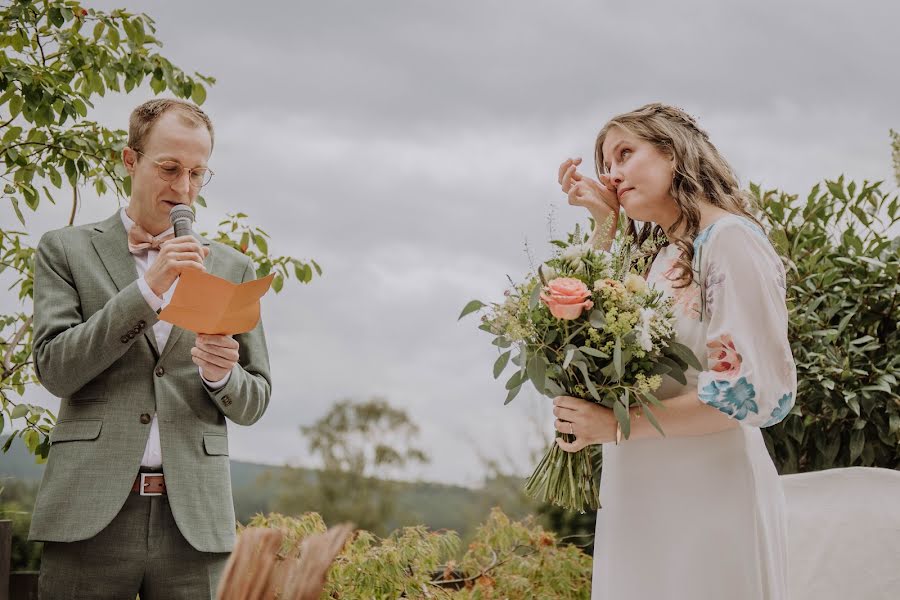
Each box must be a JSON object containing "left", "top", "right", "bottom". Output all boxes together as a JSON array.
[{"left": 28, "top": 211, "right": 272, "bottom": 553}]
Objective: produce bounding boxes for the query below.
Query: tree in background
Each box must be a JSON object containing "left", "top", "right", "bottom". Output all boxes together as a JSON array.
[
  {"left": 275, "top": 397, "right": 429, "bottom": 535},
  {"left": 0, "top": 0, "right": 320, "bottom": 460}
]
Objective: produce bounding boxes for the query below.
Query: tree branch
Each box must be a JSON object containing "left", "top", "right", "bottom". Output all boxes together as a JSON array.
[
  {"left": 69, "top": 183, "right": 78, "bottom": 225},
  {"left": 2, "top": 315, "right": 33, "bottom": 375}
]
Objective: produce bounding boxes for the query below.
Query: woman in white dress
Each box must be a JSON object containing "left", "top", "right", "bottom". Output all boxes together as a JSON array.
[{"left": 553, "top": 103, "right": 797, "bottom": 600}]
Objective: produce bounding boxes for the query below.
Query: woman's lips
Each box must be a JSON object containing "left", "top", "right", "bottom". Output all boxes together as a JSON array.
[{"left": 618, "top": 187, "right": 633, "bottom": 200}]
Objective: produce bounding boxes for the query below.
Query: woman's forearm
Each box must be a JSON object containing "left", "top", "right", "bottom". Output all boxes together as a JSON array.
[
  {"left": 588, "top": 210, "right": 618, "bottom": 251},
  {"left": 626, "top": 390, "right": 740, "bottom": 441}
]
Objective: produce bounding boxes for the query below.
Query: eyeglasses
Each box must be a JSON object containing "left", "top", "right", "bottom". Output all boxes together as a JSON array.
[{"left": 135, "top": 150, "right": 214, "bottom": 189}]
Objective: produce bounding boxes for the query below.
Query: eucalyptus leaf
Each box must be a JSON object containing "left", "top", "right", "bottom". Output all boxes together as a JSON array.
[{"left": 493, "top": 350, "right": 511, "bottom": 379}]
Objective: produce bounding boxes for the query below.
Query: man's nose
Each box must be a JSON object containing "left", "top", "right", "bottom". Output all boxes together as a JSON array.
[{"left": 171, "top": 169, "right": 192, "bottom": 195}]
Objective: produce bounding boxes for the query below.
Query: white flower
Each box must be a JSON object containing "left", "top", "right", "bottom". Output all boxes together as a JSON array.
[
  {"left": 561, "top": 243, "right": 592, "bottom": 262},
  {"left": 636, "top": 307, "right": 656, "bottom": 352},
  {"left": 624, "top": 273, "right": 648, "bottom": 295}
]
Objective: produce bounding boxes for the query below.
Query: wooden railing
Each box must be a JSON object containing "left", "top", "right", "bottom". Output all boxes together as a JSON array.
[{"left": 1, "top": 520, "right": 38, "bottom": 600}]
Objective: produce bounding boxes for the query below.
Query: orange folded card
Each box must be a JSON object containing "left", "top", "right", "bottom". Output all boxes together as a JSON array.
[{"left": 158, "top": 269, "right": 275, "bottom": 335}]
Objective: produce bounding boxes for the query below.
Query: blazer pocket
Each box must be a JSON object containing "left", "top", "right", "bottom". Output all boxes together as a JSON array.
[
  {"left": 203, "top": 432, "right": 229, "bottom": 456},
  {"left": 68, "top": 379, "right": 107, "bottom": 403},
  {"left": 50, "top": 419, "right": 103, "bottom": 444}
]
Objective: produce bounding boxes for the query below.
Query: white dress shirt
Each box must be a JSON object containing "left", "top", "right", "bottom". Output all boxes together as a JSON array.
[{"left": 119, "top": 208, "right": 230, "bottom": 468}]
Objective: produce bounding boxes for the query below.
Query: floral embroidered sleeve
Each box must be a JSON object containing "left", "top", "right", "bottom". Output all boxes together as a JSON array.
[{"left": 695, "top": 220, "right": 797, "bottom": 428}]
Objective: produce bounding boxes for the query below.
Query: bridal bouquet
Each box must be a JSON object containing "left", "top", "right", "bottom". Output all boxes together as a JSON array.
[{"left": 460, "top": 220, "right": 701, "bottom": 511}]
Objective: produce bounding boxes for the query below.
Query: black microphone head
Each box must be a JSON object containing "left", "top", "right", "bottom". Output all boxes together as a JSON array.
[{"left": 169, "top": 204, "right": 195, "bottom": 238}]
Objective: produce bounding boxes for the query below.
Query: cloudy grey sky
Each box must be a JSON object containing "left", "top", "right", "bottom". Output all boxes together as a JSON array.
[{"left": 5, "top": 0, "right": 898, "bottom": 485}]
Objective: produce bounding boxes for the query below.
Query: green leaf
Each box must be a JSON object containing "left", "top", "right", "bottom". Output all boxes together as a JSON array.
[
  {"left": 666, "top": 341, "right": 703, "bottom": 371},
  {"left": 527, "top": 354, "right": 546, "bottom": 393},
  {"left": 505, "top": 369, "right": 526, "bottom": 391},
  {"left": 562, "top": 346, "right": 575, "bottom": 370},
  {"left": 849, "top": 429, "right": 865, "bottom": 463},
  {"left": 579, "top": 346, "right": 608, "bottom": 358},
  {"left": 529, "top": 282, "right": 541, "bottom": 309},
  {"left": 253, "top": 233, "right": 268, "bottom": 254},
  {"left": 11, "top": 404, "right": 29, "bottom": 419},
  {"left": 504, "top": 385, "right": 522, "bottom": 405},
  {"left": 11, "top": 199, "right": 25, "bottom": 226},
  {"left": 575, "top": 362, "right": 600, "bottom": 401},
  {"left": 458, "top": 300, "right": 485, "bottom": 320},
  {"left": 492, "top": 351, "right": 511, "bottom": 379},
  {"left": 23, "top": 429, "right": 39, "bottom": 452},
  {"left": 107, "top": 25, "right": 120, "bottom": 47},
  {"left": 613, "top": 400, "right": 630, "bottom": 439},
  {"left": 589, "top": 310, "right": 606, "bottom": 328},
  {"left": 613, "top": 337, "right": 623, "bottom": 379},
  {"left": 191, "top": 83, "right": 207, "bottom": 105},
  {"left": 643, "top": 405, "right": 665, "bottom": 437},
  {"left": 272, "top": 274, "right": 283, "bottom": 292},
  {"left": 2, "top": 126, "right": 22, "bottom": 144},
  {"left": 543, "top": 378, "right": 564, "bottom": 398}
]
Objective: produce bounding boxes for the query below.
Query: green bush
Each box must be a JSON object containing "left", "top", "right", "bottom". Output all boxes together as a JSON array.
[
  {"left": 756, "top": 177, "right": 900, "bottom": 472},
  {"left": 245, "top": 508, "right": 592, "bottom": 599}
]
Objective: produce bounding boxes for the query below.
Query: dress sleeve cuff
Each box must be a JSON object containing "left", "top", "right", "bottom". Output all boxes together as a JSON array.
[
  {"left": 200, "top": 366, "right": 233, "bottom": 390},
  {"left": 138, "top": 276, "right": 164, "bottom": 312}
]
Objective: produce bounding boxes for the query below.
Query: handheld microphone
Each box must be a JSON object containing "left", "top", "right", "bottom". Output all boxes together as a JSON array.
[{"left": 169, "top": 204, "right": 195, "bottom": 239}]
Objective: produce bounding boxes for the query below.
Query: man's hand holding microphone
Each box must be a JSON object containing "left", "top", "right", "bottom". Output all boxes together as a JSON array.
[{"left": 146, "top": 204, "right": 239, "bottom": 384}]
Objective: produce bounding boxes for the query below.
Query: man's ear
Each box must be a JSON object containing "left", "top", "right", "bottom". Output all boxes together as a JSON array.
[{"left": 122, "top": 146, "right": 137, "bottom": 175}]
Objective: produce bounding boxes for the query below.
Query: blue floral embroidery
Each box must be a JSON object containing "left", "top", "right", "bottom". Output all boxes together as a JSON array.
[
  {"left": 699, "top": 377, "right": 759, "bottom": 420},
  {"left": 692, "top": 215, "right": 767, "bottom": 255},
  {"left": 763, "top": 392, "right": 794, "bottom": 427}
]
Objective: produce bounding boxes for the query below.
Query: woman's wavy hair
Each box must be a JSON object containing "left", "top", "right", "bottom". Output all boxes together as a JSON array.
[{"left": 594, "top": 102, "right": 765, "bottom": 288}]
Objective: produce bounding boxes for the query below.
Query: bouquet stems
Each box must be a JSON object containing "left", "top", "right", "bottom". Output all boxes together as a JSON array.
[{"left": 523, "top": 434, "right": 599, "bottom": 512}]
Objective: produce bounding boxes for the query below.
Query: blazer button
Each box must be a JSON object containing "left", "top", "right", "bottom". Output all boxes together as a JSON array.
[
  {"left": 222, "top": 395, "right": 232, "bottom": 407},
  {"left": 140, "top": 413, "right": 151, "bottom": 424},
  {"left": 121, "top": 335, "right": 129, "bottom": 343},
  {"left": 138, "top": 320, "right": 146, "bottom": 328},
  {"left": 155, "top": 366, "right": 165, "bottom": 377}
]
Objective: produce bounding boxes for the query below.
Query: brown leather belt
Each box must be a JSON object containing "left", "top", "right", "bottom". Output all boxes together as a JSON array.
[{"left": 132, "top": 472, "right": 167, "bottom": 496}]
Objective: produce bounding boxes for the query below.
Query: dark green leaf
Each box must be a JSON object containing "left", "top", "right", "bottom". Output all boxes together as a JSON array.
[
  {"left": 493, "top": 350, "right": 511, "bottom": 379},
  {"left": 458, "top": 300, "right": 485, "bottom": 320}
]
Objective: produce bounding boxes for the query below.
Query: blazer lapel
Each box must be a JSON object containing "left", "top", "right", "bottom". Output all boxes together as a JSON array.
[{"left": 91, "top": 211, "right": 160, "bottom": 356}]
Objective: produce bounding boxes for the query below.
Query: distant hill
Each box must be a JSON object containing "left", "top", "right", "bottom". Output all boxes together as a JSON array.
[{"left": 0, "top": 437, "right": 511, "bottom": 537}]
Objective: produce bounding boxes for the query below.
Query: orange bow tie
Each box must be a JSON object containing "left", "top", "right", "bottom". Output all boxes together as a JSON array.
[{"left": 128, "top": 224, "right": 174, "bottom": 255}]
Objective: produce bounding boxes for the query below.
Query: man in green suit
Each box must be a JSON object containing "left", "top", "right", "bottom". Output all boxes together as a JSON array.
[{"left": 29, "top": 98, "right": 272, "bottom": 599}]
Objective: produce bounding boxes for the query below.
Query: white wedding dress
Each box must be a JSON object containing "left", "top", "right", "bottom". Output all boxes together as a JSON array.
[{"left": 592, "top": 215, "right": 797, "bottom": 599}]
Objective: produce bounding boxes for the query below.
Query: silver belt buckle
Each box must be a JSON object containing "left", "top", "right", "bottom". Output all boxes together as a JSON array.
[{"left": 140, "top": 472, "right": 164, "bottom": 496}]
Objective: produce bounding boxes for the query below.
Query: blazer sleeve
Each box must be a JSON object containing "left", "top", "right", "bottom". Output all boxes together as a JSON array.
[{"left": 32, "top": 229, "right": 160, "bottom": 398}]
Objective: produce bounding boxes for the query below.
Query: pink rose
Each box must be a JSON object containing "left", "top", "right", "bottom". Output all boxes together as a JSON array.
[
  {"left": 707, "top": 334, "right": 742, "bottom": 375},
  {"left": 540, "top": 277, "right": 594, "bottom": 320}
]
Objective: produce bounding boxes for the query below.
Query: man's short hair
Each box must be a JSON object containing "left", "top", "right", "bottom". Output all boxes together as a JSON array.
[{"left": 127, "top": 98, "right": 214, "bottom": 154}]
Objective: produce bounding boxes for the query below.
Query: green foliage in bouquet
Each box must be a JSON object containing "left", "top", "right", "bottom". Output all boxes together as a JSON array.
[
  {"left": 245, "top": 508, "right": 592, "bottom": 599},
  {"left": 460, "top": 219, "right": 701, "bottom": 511},
  {"left": 756, "top": 175, "right": 900, "bottom": 472}
]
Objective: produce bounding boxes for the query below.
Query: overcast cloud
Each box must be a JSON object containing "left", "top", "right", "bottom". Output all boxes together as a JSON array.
[{"left": 5, "top": 0, "right": 898, "bottom": 485}]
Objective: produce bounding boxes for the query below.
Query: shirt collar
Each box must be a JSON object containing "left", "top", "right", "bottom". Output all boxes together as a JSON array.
[{"left": 120, "top": 206, "right": 175, "bottom": 238}]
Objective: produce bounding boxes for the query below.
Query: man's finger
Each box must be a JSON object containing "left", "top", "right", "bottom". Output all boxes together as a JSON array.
[
  {"left": 191, "top": 346, "right": 235, "bottom": 369},
  {"left": 197, "top": 334, "right": 238, "bottom": 349}
]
